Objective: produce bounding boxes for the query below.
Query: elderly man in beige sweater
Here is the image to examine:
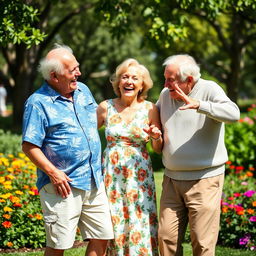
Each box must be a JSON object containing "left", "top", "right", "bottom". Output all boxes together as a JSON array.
[{"left": 157, "top": 54, "right": 240, "bottom": 256}]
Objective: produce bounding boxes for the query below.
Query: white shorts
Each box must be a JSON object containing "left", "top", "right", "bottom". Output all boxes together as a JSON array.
[{"left": 40, "top": 182, "right": 114, "bottom": 249}]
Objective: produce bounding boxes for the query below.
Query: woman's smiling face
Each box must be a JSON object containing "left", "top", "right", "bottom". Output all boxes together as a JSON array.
[{"left": 119, "top": 66, "right": 143, "bottom": 98}]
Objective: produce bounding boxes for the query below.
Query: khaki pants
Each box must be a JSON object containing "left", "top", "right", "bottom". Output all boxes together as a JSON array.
[{"left": 158, "top": 174, "right": 224, "bottom": 256}]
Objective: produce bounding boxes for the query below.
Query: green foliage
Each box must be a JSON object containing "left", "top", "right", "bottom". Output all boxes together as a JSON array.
[
  {"left": 0, "top": 130, "right": 21, "bottom": 156},
  {"left": 0, "top": 0, "right": 46, "bottom": 47},
  {"left": 225, "top": 104, "right": 256, "bottom": 168}
]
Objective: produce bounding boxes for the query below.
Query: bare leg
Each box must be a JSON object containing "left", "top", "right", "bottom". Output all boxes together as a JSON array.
[
  {"left": 85, "top": 239, "right": 108, "bottom": 256},
  {"left": 44, "top": 247, "right": 64, "bottom": 256}
]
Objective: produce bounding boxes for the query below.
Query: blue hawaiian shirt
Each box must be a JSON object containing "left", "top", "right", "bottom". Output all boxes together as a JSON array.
[{"left": 22, "top": 82, "right": 103, "bottom": 192}]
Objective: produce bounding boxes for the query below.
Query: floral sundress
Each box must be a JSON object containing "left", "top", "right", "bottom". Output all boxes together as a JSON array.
[{"left": 102, "top": 99, "right": 159, "bottom": 256}]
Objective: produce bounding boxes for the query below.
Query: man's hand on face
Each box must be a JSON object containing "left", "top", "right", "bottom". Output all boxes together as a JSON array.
[{"left": 172, "top": 83, "right": 200, "bottom": 110}]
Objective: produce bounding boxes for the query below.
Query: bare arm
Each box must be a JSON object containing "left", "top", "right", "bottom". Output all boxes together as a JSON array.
[
  {"left": 97, "top": 100, "right": 108, "bottom": 129},
  {"left": 22, "top": 141, "right": 72, "bottom": 198},
  {"left": 144, "top": 103, "right": 163, "bottom": 154}
]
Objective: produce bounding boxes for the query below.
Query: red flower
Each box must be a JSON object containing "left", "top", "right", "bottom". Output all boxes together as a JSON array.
[
  {"left": 2, "top": 221, "right": 12, "bottom": 228},
  {"left": 13, "top": 203, "right": 22, "bottom": 207}
]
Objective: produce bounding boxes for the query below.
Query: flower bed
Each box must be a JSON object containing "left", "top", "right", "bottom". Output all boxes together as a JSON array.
[
  {"left": 0, "top": 153, "right": 45, "bottom": 249},
  {"left": 219, "top": 163, "right": 256, "bottom": 250}
]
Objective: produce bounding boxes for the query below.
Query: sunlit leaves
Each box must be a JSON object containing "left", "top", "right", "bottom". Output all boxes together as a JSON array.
[{"left": 0, "top": 0, "right": 46, "bottom": 47}]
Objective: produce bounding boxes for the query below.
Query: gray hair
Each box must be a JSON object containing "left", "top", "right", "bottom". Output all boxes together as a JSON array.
[
  {"left": 163, "top": 54, "right": 201, "bottom": 82},
  {"left": 38, "top": 43, "right": 73, "bottom": 80}
]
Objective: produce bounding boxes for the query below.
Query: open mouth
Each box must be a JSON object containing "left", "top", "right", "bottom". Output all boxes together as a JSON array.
[{"left": 124, "top": 87, "right": 134, "bottom": 91}]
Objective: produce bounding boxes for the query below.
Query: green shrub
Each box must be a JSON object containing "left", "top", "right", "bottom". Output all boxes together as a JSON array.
[
  {"left": 0, "top": 130, "right": 21, "bottom": 156},
  {"left": 225, "top": 104, "right": 256, "bottom": 169}
]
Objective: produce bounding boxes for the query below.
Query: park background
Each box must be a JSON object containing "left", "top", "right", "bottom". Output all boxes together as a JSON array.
[{"left": 0, "top": 0, "right": 255, "bottom": 255}]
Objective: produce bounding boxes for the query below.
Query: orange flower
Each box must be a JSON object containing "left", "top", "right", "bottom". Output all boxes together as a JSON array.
[
  {"left": 138, "top": 169, "right": 147, "bottom": 182},
  {"left": 6, "top": 242, "right": 13, "bottom": 247},
  {"left": 252, "top": 201, "right": 256, "bottom": 207},
  {"left": 139, "top": 247, "right": 148, "bottom": 256},
  {"left": 109, "top": 114, "right": 122, "bottom": 125},
  {"left": 110, "top": 151, "right": 119, "bottom": 165},
  {"left": 222, "top": 207, "right": 229, "bottom": 213},
  {"left": 123, "top": 206, "right": 129, "bottom": 219},
  {"left": 136, "top": 205, "right": 143, "bottom": 219},
  {"left": 10, "top": 195, "right": 20, "bottom": 203},
  {"left": 237, "top": 210, "right": 245, "bottom": 215},
  {"left": 116, "top": 234, "right": 126, "bottom": 247},
  {"left": 106, "top": 136, "right": 115, "bottom": 142},
  {"left": 122, "top": 166, "right": 133, "bottom": 179},
  {"left": 247, "top": 209, "right": 255, "bottom": 214},
  {"left": 104, "top": 174, "right": 112, "bottom": 188},
  {"left": 131, "top": 231, "right": 141, "bottom": 245},
  {"left": 246, "top": 171, "right": 253, "bottom": 177},
  {"left": 3, "top": 214, "right": 11, "bottom": 219},
  {"left": 127, "top": 189, "right": 138, "bottom": 203},
  {"left": 35, "top": 213, "right": 43, "bottom": 220},
  {"left": 111, "top": 215, "right": 121, "bottom": 226},
  {"left": 2, "top": 221, "right": 12, "bottom": 228},
  {"left": 109, "top": 190, "right": 121, "bottom": 203}
]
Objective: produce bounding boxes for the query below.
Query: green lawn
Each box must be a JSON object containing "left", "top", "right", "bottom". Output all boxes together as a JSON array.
[{"left": 0, "top": 243, "right": 253, "bottom": 256}]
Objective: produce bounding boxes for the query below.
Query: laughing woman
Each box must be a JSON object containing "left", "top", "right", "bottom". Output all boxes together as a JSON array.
[{"left": 97, "top": 59, "right": 163, "bottom": 256}]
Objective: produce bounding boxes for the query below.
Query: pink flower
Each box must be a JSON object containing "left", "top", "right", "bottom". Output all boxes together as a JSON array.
[
  {"left": 244, "top": 190, "right": 256, "bottom": 197},
  {"left": 249, "top": 216, "right": 256, "bottom": 222}
]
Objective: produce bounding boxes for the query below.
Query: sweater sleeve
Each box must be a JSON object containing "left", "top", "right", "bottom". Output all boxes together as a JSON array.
[{"left": 197, "top": 82, "right": 240, "bottom": 123}]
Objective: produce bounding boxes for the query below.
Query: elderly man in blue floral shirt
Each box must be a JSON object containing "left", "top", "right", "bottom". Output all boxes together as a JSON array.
[{"left": 22, "top": 44, "right": 113, "bottom": 256}]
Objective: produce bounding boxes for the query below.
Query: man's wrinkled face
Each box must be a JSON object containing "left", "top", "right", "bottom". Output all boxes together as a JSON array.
[
  {"left": 55, "top": 54, "right": 81, "bottom": 95},
  {"left": 164, "top": 64, "right": 191, "bottom": 100}
]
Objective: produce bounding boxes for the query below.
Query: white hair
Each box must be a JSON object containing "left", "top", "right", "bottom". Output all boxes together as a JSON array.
[
  {"left": 163, "top": 54, "right": 201, "bottom": 82},
  {"left": 38, "top": 43, "right": 73, "bottom": 80}
]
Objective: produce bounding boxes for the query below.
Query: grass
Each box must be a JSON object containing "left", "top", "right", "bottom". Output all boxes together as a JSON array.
[{"left": 0, "top": 243, "right": 253, "bottom": 256}]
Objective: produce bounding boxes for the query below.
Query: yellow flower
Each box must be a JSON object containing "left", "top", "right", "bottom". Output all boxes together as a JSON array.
[
  {"left": 4, "top": 206, "right": 13, "bottom": 212},
  {"left": 0, "top": 199, "right": 6, "bottom": 203},
  {"left": 0, "top": 177, "right": 5, "bottom": 183},
  {"left": 4, "top": 184, "right": 12, "bottom": 190},
  {"left": 0, "top": 193, "right": 12, "bottom": 199},
  {"left": 6, "top": 174, "right": 15, "bottom": 180},
  {"left": 7, "top": 167, "right": 14, "bottom": 173},
  {"left": 15, "top": 190, "right": 24, "bottom": 195}
]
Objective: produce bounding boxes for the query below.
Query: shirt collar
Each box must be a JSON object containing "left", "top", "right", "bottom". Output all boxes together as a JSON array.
[{"left": 42, "top": 81, "right": 82, "bottom": 102}]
